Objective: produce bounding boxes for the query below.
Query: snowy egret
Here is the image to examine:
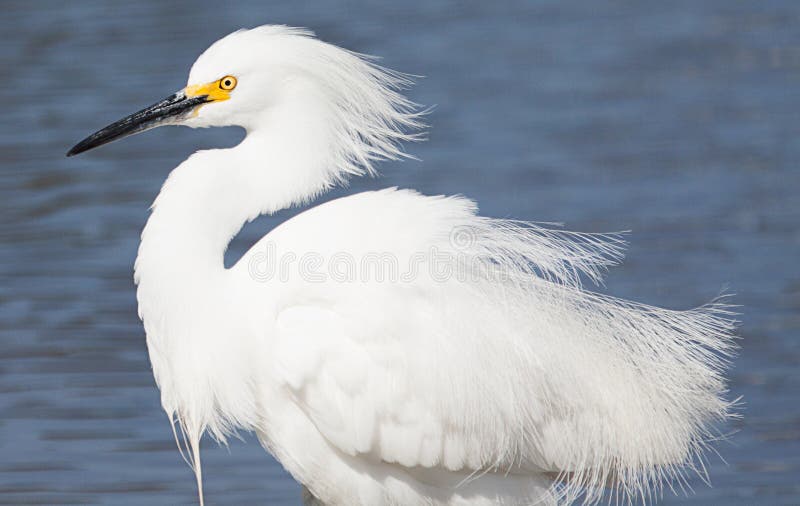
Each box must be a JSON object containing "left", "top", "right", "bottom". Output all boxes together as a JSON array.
[{"left": 67, "top": 26, "right": 736, "bottom": 505}]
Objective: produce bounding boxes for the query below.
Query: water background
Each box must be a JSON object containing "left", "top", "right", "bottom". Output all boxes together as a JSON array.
[{"left": 1, "top": 1, "right": 798, "bottom": 504}]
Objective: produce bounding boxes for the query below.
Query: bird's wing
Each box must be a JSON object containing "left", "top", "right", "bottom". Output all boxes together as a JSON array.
[{"left": 241, "top": 188, "right": 735, "bottom": 501}]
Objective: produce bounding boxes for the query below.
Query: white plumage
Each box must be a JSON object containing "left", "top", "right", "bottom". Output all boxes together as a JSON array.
[{"left": 71, "top": 25, "right": 736, "bottom": 506}]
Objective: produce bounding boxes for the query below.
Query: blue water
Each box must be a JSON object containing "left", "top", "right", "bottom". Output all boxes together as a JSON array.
[{"left": 1, "top": 1, "right": 798, "bottom": 504}]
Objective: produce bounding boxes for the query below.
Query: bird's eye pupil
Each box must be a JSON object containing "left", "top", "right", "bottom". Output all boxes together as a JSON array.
[{"left": 224, "top": 80, "right": 231, "bottom": 86}]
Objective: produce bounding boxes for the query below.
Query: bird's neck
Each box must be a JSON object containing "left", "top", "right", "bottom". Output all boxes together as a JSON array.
[
  {"left": 134, "top": 98, "right": 335, "bottom": 426},
  {"left": 137, "top": 93, "right": 335, "bottom": 280}
]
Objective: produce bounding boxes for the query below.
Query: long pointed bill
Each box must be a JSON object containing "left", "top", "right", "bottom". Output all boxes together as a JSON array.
[{"left": 66, "top": 90, "right": 210, "bottom": 157}]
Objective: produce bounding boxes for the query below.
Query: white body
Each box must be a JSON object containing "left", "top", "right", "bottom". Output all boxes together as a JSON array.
[{"left": 132, "top": 26, "right": 735, "bottom": 505}]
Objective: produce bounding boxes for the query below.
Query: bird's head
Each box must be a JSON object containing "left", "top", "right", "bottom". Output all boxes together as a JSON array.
[{"left": 68, "top": 25, "right": 422, "bottom": 178}]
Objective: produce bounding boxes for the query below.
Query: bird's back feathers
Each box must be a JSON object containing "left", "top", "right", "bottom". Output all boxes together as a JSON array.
[{"left": 233, "top": 188, "right": 736, "bottom": 505}]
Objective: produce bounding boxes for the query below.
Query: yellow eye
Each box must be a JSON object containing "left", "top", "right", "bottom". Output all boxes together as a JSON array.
[{"left": 219, "top": 75, "right": 237, "bottom": 91}]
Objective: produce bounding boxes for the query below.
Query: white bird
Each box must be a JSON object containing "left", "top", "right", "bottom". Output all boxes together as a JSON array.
[{"left": 67, "top": 25, "right": 736, "bottom": 506}]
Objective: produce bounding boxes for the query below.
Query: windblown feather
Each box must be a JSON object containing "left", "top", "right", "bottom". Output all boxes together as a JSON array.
[{"left": 256, "top": 188, "right": 737, "bottom": 505}]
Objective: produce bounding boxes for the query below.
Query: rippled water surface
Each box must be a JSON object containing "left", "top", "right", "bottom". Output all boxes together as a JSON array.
[{"left": 1, "top": 1, "right": 798, "bottom": 504}]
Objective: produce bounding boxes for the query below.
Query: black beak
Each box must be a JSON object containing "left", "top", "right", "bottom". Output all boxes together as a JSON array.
[{"left": 66, "top": 91, "right": 210, "bottom": 157}]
